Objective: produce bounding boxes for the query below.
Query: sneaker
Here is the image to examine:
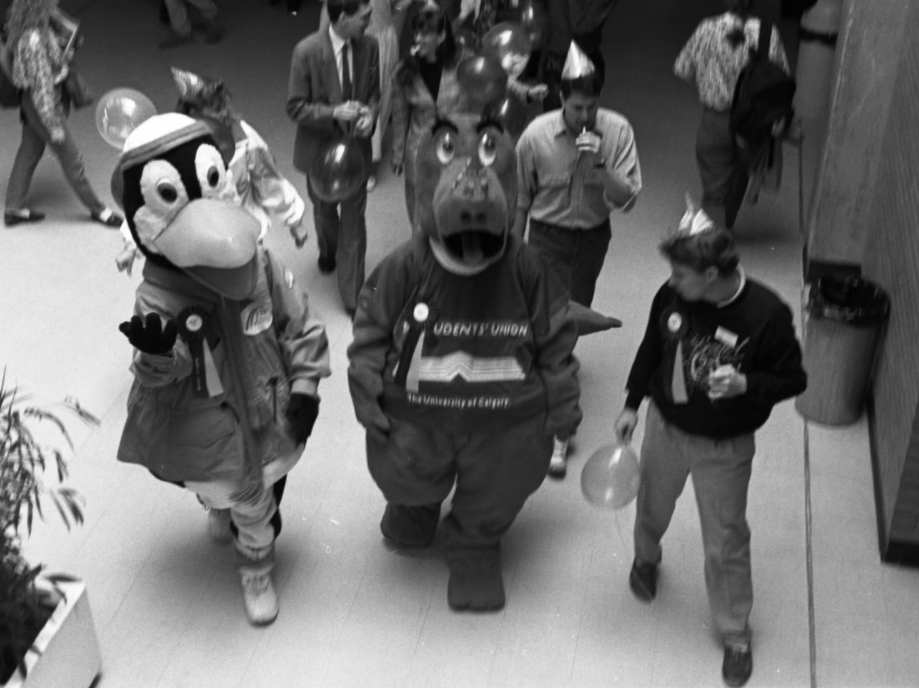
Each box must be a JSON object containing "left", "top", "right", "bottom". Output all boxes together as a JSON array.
[
  {"left": 240, "top": 569, "right": 279, "bottom": 626},
  {"left": 629, "top": 559, "right": 658, "bottom": 602},
  {"left": 207, "top": 508, "right": 232, "bottom": 544},
  {"left": 547, "top": 436, "right": 568, "bottom": 478},
  {"left": 722, "top": 643, "right": 753, "bottom": 687},
  {"left": 4, "top": 209, "right": 45, "bottom": 226},
  {"left": 90, "top": 208, "right": 124, "bottom": 227},
  {"left": 366, "top": 174, "right": 377, "bottom": 192}
]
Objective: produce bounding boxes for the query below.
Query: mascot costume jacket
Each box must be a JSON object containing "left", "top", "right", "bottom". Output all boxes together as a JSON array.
[
  {"left": 115, "top": 113, "right": 331, "bottom": 626},
  {"left": 347, "top": 110, "right": 582, "bottom": 611}
]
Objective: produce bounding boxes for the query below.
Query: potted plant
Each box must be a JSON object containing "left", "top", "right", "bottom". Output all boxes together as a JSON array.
[{"left": 1, "top": 370, "right": 102, "bottom": 687}]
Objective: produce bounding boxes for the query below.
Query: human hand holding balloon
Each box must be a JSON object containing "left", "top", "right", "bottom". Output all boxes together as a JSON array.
[
  {"left": 614, "top": 407, "right": 638, "bottom": 444},
  {"left": 576, "top": 128, "right": 602, "bottom": 155},
  {"left": 333, "top": 101, "right": 362, "bottom": 123},
  {"left": 353, "top": 106, "right": 374, "bottom": 138}
]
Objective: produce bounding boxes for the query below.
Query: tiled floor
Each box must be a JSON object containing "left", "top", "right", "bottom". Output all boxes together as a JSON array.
[{"left": 2, "top": 0, "right": 917, "bottom": 686}]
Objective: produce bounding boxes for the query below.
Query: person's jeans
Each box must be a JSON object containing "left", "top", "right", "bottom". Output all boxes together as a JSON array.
[
  {"left": 634, "top": 401, "right": 756, "bottom": 645},
  {"left": 527, "top": 218, "right": 612, "bottom": 308},
  {"left": 5, "top": 91, "right": 106, "bottom": 214}
]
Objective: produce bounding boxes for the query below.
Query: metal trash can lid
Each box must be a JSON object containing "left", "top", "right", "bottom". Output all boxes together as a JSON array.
[{"left": 809, "top": 274, "right": 890, "bottom": 324}]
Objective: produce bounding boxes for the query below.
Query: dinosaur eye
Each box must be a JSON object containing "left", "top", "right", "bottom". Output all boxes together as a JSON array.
[
  {"left": 478, "top": 132, "right": 498, "bottom": 167},
  {"left": 157, "top": 181, "right": 179, "bottom": 204},
  {"left": 205, "top": 164, "right": 221, "bottom": 188},
  {"left": 436, "top": 132, "right": 455, "bottom": 165}
]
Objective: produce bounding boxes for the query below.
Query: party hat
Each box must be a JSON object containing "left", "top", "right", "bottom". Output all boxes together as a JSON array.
[
  {"left": 561, "top": 41, "right": 595, "bottom": 80},
  {"left": 171, "top": 67, "right": 207, "bottom": 99},
  {"left": 678, "top": 194, "right": 715, "bottom": 236}
]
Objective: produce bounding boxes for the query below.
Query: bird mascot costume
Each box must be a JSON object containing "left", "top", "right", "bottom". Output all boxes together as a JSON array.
[
  {"left": 347, "top": 109, "right": 582, "bottom": 611},
  {"left": 115, "top": 113, "right": 331, "bottom": 626}
]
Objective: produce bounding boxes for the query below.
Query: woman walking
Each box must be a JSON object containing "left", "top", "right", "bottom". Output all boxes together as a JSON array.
[{"left": 3, "top": 0, "right": 122, "bottom": 228}]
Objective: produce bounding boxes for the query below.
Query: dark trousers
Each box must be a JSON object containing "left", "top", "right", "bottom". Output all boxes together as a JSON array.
[
  {"left": 527, "top": 218, "right": 612, "bottom": 308},
  {"left": 366, "top": 418, "right": 552, "bottom": 563},
  {"left": 306, "top": 178, "right": 367, "bottom": 312},
  {"left": 5, "top": 92, "right": 106, "bottom": 214}
]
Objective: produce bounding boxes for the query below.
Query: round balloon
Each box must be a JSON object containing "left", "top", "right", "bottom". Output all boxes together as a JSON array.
[
  {"left": 581, "top": 443, "right": 641, "bottom": 510},
  {"left": 456, "top": 55, "right": 508, "bottom": 112},
  {"left": 493, "top": 96, "right": 528, "bottom": 140},
  {"left": 454, "top": 27, "right": 478, "bottom": 52},
  {"left": 509, "top": 0, "right": 549, "bottom": 51},
  {"left": 308, "top": 138, "right": 367, "bottom": 203},
  {"left": 481, "top": 22, "right": 532, "bottom": 80},
  {"left": 95, "top": 88, "right": 157, "bottom": 150}
]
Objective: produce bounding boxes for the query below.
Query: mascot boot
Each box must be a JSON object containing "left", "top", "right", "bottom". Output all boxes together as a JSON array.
[{"left": 117, "top": 113, "right": 284, "bottom": 626}]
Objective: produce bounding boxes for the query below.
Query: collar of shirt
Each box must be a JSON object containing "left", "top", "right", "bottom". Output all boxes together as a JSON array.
[
  {"left": 328, "top": 27, "right": 351, "bottom": 86},
  {"left": 552, "top": 110, "right": 574, "bottom": 139}
]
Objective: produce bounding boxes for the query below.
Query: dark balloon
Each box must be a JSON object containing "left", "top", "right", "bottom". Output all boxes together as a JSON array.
[
  {"left": 506, "top": 0, "right": 549, "bottom": 51},
  {"left": 481, "top": 22, "right": 532, "bottom": 79},
  {"left": 493, "top": 95, "right": 528, "bottom": 140},
  {"left": 308, "top": 138, "right": 367, "bottom": 203},
  {"left": 456, "top": 55, "right": 509, "bottom": 112},
  {"left": 454, "top": 27, "right": 478, "bottom": 52}
]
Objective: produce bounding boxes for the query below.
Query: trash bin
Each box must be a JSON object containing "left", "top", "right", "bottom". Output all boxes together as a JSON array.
[
  {"left": 794, "top": 0, "right": 842, "bottom": 122},
  {"left": 795, "top": 274, "right": 890, "bottom": 425}
]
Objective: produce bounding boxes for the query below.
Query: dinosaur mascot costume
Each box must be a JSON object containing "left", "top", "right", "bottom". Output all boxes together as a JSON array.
[
  {"left": 115, "top": 113, "right": 331, "bottom": 626},
  {"left": 347, "top": 110, "right": 582, "bottom": 611}
]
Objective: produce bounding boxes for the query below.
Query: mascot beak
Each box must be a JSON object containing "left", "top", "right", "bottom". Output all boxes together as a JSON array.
[{"left": 155, "top": 198, "right": 261, "bottom": 300}]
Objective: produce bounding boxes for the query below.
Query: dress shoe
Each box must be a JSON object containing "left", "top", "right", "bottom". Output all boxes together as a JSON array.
[
  {"left": 90, "top": 209, "right": 124, "bottom": 228},
  {"left": 317, "top": 255, "right": 336, "bottom": 274},
  {"left": 4, "top": 209, "right": 45, "bottom": 227}
]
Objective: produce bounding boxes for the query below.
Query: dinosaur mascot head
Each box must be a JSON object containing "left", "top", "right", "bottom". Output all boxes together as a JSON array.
[
  {"left": 414, "top": 112, "right": 517, "bottom": 274},
  {"left": 117, "top": 112, "right": 260, "bottom": 300}
]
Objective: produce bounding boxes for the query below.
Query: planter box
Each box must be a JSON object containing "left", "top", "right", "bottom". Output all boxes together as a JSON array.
[{"left": 3, "top": 580, "right": 102, "bottom": 688}]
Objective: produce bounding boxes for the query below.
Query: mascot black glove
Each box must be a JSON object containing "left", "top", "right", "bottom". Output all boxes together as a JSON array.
[
  {"left": 285, "top": 393, "right": 320, "bottom": 444},
  {"left": 119, "top": 313, "right": 178, "bottom": 355}
]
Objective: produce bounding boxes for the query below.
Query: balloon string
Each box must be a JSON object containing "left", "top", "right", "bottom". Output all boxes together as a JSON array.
[{"left": 612, "top": 507, "right": 628, "bottom": 551}]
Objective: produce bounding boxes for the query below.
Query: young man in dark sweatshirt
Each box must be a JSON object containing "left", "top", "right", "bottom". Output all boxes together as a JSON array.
[{"left": 612, "top": 202, "right": 807, "bottom": 688}]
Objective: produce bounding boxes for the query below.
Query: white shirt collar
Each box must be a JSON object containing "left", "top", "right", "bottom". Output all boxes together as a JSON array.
[
  {"left": 716, "top": 267, "right": 746, "bottom": 308},
  {"left": 329, "top": 26, "right": 348, "bottom": 54}
]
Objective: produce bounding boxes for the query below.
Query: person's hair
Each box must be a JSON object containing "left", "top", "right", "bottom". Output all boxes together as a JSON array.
[
  {"left": 395, "top": 1, "right": 457, "bottom": 87},
  {"left": 659, "top": 227, "right": 740, "bottom": 275},
  {"left": 725, "top": 0, "right": 755, "bottom": 48},
  {"left": 6, "top": 0, "right": 53, "bottom": 46},
  {"left": 560, "top": 72, "right": 604, "bottom": 100},
  {"left": 327, "top": 0, "right": 367, "bottom": 23}
]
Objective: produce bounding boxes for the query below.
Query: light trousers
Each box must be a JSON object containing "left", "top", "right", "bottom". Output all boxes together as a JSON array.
[{"left": 634, "top": 401, "right": 756, "bottom": 645}]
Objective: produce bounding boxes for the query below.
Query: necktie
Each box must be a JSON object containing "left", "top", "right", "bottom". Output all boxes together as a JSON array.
[{"left": 341, "top": 42, "right": 352, "bottom": 101}]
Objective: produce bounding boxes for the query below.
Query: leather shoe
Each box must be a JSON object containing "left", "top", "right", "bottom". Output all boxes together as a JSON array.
[
  {"left": 91, "top": 209, "right": 124, "bottom": 228},
  {"left": 317, "top": 255, "right": 336, "bottom": 274},
  {"left": 4, "top": 209, "right": 45, "bottom": 227},
  {"left": 629, "top": 559, "right": 658, "bottom": 602}
]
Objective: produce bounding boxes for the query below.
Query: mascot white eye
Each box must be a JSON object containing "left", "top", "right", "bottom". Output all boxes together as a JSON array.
[
  {"left": 478, "top": 132, "right": 498, "bottom": 167},
  {"left": 436, "top": 132, "right": 456, "bottom": 165},
  {"left": 194, "top": 144, "right": 230, "bottom": 197}
]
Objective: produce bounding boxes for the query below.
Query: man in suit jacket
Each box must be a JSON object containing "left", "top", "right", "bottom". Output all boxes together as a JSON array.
[{"left": 287, "top": 0, "right": 381, "bottom": 315}]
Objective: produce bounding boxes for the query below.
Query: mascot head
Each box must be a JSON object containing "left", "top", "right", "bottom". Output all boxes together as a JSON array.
[
  {"left": 116, "top": 112, "right": 260, "bottom": 300},
  {"left": 414, "top": 112, "right": 517, "bottom": 274}
]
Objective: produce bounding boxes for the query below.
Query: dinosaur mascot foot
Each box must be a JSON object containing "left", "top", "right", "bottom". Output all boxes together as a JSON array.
[
  {"left": 447, "top": 553, "right": 505, "bottom": 612},
  {"left": 380, "top": 502, "right": 441, "bottom": 547}
]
